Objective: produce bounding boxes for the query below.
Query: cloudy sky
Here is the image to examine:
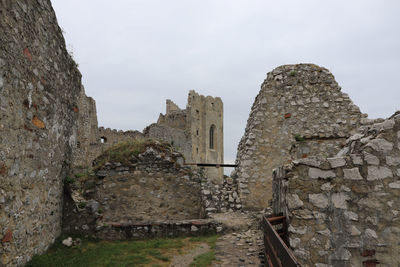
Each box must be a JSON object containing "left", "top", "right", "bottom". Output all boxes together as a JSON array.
[{"left": 51, "top": 0, "right": 400, "bottom": 165}]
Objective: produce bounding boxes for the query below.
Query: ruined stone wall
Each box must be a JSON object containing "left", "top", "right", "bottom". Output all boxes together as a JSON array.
[
  {"left": 235, "top": 64, "right": 364, "bottom": 210},
  {"left": 188, "top": 90, "right": 224, "bottom": 181},
  {"left": 71, "top": 86, "right": 99, "bottom": 168},
  {"left": 63, "top": 145, "right": 204, "bottom": 235},
  {"left": 272, "top": 113, "right": 400, "bottom": 266},
  {"left": 144, "top": 91, "right": 224, "bottom": 180},
  {"left": 144, "top": 123, "right": 192, "bottom": 162},
  {"left": 0, "top": 1, "right": 82, "bottom": 265}
]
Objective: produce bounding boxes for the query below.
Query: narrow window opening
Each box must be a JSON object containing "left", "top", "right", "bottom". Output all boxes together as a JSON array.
[
  {"left": 196, "top": 147, "right": 199, "bottom": 154},
  {"left": 209, "top": 125, "right": 215, "bottom": 149},
  {"left": 100, "top": 136, "right": 107, "bottom": 144},
  {"left": 196, "top": 130, "right": 199, "bottom": 135}
]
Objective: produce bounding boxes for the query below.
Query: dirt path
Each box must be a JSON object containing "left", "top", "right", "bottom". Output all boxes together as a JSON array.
[
  {"left": 169, "top": 243, "right": 210, "bottom": 267},
  {"left": 210, "top": 212, "right": 265, "bottom": 267},
  {"left": 213, "top": 229, "right": 263, "bottom": 267}
]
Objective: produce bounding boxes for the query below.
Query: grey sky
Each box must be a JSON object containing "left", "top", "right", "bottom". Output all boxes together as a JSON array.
[{"left": 51, "top": 0, "right": 400, "bottom": 165}]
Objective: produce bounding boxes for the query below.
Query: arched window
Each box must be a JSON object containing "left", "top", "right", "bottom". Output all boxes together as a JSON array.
[{"left": 209, "top": 125, "right": 215, "bottom": 149}]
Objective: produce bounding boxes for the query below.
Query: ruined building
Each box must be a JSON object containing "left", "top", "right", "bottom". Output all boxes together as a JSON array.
[
  {"left": 235, "top": 64, "right": 399, "bottom": 266},
  {"left": 145, "top": 90, "right": 224, "bottom": 180},
  {"left": 72, "top": 89, "right": 224, "bottom": 181},
  {"left": 235, "top": 64, "right": 365, "bottom": 210}
]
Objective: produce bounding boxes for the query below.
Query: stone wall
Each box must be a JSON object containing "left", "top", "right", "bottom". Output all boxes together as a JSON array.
[
  {"left": 272, "top": 113, "right": 400, "bottom": 266},
  {"left": 188, "top": 90, "right": 224, "bottom": 181},
  {"left": 144, "top": 90, "right": 224, "bottom": 181},
  {"left": 200, "top": 173, "right": 242, "bottom": 216},
  {"left": 0, "top": 1, "right": 82, "bottom": 265},
  {"left": 144, "top": 123, "right": 192, "bottom": 162},
  {"left": 63, "top": 143, "right": 204, "bottom": 235},
  {"left": 235, "top": 64, "right": 364, "bottom": 210},
  {"left": 71, "top": 86, "right": 99, "bottom": 168}
]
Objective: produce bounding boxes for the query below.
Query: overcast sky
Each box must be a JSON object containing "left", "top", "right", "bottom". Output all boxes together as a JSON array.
[{"left": 51, "top": 0, "right": 400, "bottom": 166}]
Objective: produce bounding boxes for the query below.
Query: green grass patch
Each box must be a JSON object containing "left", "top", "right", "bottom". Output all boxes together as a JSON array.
[
  {"left": 26, "top": 235, "right": 219, "bottom": 267},
  {"left": 94, "top": 140, "right": 174, "bottom": 169},
  {"left": 188, "top": 234, "right": 218, "bottom": 249},
  {"left": 26, "top": 236, "right": 194, "bottom": 267},
  {"left": 190, "top": 251, "right": 215, "bottom": 267}
]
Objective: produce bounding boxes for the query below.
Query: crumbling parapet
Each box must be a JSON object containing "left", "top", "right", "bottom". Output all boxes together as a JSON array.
[
  {"left": 272, "top": 113, "right": 400, "bottom": 266},
  {"left": 235, "top": 64, "right": 365, "bottom": 210}
]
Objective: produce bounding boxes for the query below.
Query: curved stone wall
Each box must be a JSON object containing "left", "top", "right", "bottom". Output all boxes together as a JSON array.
[{"left": 235, "top": 64, "right": 364, "bottom": 210}]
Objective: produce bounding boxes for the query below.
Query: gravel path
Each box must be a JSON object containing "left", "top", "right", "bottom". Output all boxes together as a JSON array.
[
  {"left": 213, "top": 229, "right": 264, "bottom": 267},
  {"left": 169, "top": 243, "right": 210, "bottom": 267}
]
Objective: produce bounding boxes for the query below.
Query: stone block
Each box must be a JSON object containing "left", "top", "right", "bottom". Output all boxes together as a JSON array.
[
  {"left": 367, "top": 166, "right": 393, "bottom": 180},
  {"left": 343, "top": 168, "right": 363, "bottom": 180},
  {"left": 364, "top": 152, "right": 379, "bottom": 165},
  {"left": 309, "top": 168, "right": 335, "bottom": 179},
  {"left": 287, "top": 194, "right": 304, "bottom": 209},
  {"left": 388, "top": 181, "right": 400, "bottom": 189},
  {"left": 327, "top": 157, "right": 346, "bottom": 168},
  {"left": 386, "top": 156, "right": 400, "bottom": 166},
  {"left": 366, "top": 138, "right": 393, "bottom": 154},
  {"left": 332, "top": 192, "right": 350, "bottom": 209},
  {"left": 309, "top": 193, "right": 329, "bottom": 209}
]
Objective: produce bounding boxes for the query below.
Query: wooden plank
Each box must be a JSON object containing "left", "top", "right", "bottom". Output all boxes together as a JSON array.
[{"left": 262, "top": 215, "right": 301, "bottom": 267}]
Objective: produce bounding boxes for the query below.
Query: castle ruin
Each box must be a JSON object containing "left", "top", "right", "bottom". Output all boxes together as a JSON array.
[{"left": 0, "top": 1, "right": 399, "bottom": 266}]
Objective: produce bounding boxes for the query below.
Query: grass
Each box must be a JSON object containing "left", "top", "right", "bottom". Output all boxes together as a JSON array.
[
  {"left": 189, "top": 235, "right": 218, "bottom": 267},
  {"left": 190, "top": 251, "right": 215, "bottom": 267},
  {"left": 26, "top": 235, "right": 219, "bottom": 267},
  {"left": 93, "top": 140, "right": 174, "bottom": 170}
]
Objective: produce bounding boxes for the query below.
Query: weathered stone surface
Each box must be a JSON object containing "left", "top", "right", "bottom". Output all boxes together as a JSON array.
[
  {"left": 367, "top": 166, "right": 393, "bottom": 180},
  {"left": 366, "top": 138, "right": 393, "bottom": 153},
  {"left": 287, "top": 194, "right": 304, "bottom": 209},
  {"left": 350, "top": 154, "right": 363, "bottom": 165},
  {"left": 62, "top": 237, "right": 73, "bottom": 247},
  {"left": 343, "top": 168, "right": 363, "bottom": 180},
  {"left": 309, "top": 168, "right": 336, "bottom": 179},
  {"left": 350, "top": 226, "right": 361, "bottom": 236},
  {"left": 331, "top": 193, "right": 350, "bottom": 209},
  {"left": 388, "top": 181, "right": 400, "bottom": 189},
  {"left": 327, "top": 157, "right": 346, "bottom": 168},
  {"left": 0, "top": 1, "right": 83, "bottom": 265},
  {"left": 272, "top": 114, "right": 400, "bottom": 266},
  {"left": 235, "top": 64, "right": 362, "bottom": 210},
  {"left": 365, "top": 228, "right": 378, "bottom": 239},
  {"left": 309, "top": 193, "right": 329, "bottom": 209},
  {"left": 386, "top": 156, "right": 400, "bottom": 166},
  {"left": 363, "top": 152, "right": 379, "bottom": 165}
]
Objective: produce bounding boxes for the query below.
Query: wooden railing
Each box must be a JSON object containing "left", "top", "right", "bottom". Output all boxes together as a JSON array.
[{"left": 262, "top": 215, "right": 301, "bottom": 267}]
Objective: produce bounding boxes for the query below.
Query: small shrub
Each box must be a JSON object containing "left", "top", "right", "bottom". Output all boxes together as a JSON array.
[
  {"left": 294, "top": 134, "right": 305, "bottom": 142},
  {"left": 77, "top": 201, "right": 86, "bottom": 209},
  {"left": 64, "top": 176, "right": 75, "bottom": 185},
  {"left": 289, "top": 70, "right": 296, "bottom": 77}
]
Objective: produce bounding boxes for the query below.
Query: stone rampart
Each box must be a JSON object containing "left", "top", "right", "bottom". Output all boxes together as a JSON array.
[
  {"left": 272, "top": 113, "right": 400, "bottom": 266},
  {"left": 0, "top": 1, "right": 82, "bottom": 265},
  {"left": 235, "top": 64, "right": 364, "bottom": 210}
]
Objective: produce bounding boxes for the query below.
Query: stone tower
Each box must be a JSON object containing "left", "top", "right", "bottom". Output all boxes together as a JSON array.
[
  {"left": 187, "top": 90, "right": 224, "bottom": 181},
  {"left": 145, "top": 90, "right": 224, "bottom": 180}
]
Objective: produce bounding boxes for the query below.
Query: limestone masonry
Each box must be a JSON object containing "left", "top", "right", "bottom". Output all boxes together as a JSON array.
[
  {"left": 1, "top": 1, "right": 399, "bottom": 266},
  {"left": 234, "top": 64, "right": 365, "bottom": 210},
  {"left": 0, "top": 1, "right": 82, "bottom": 265},
  {"left": 272, "top": 112, "right": 400, "bottom": 266}
]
